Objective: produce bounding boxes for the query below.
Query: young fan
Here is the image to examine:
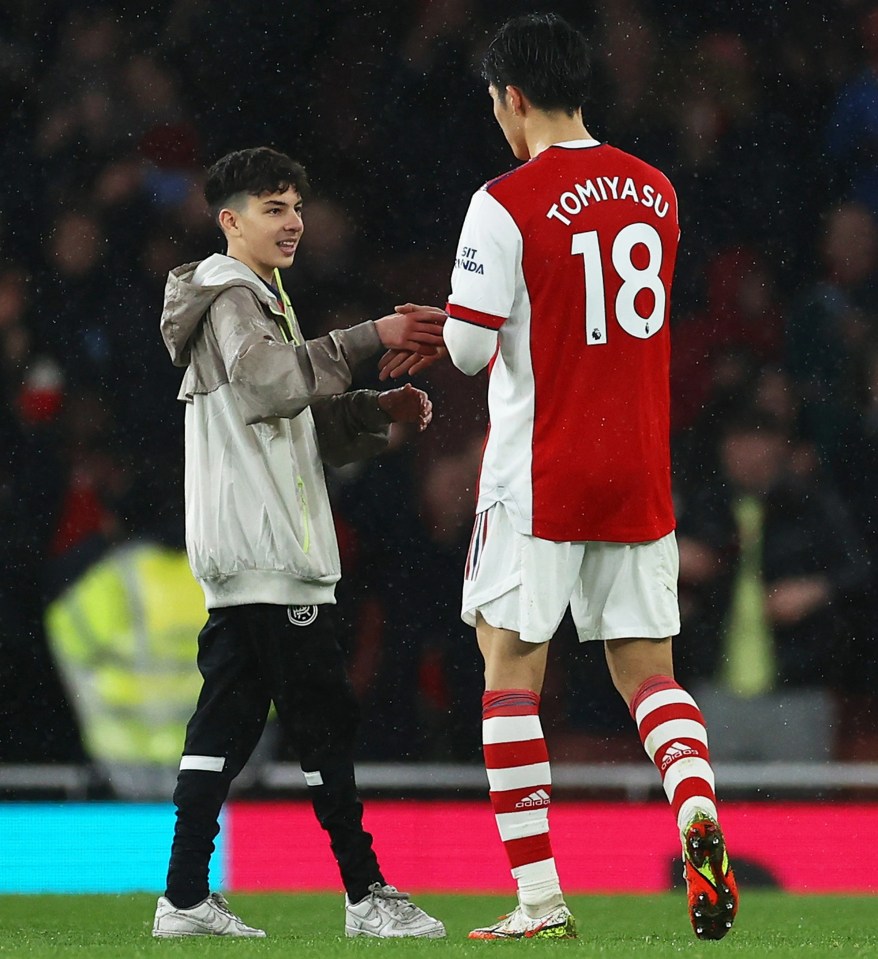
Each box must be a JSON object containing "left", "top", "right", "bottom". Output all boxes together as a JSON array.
[{"left": 152, "top": 146, "right": 445, "bottom": 940}]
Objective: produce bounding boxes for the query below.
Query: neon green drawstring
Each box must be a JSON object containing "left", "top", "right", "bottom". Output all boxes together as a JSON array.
[{"left": 272, "top": 268, "right": 300, "bottom": 345}]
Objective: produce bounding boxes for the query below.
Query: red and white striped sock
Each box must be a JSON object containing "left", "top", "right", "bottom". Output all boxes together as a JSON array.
[
  {"left": 631, "top": 675, "right": 718, "bottom": 835},
  {"left": 482, "top": 689, "right": 563, "bottom": 913}
]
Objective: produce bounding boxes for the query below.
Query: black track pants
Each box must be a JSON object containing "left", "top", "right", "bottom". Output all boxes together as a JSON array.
[{"left": 165, "top": 603, "right": 384, "bottom": 907}]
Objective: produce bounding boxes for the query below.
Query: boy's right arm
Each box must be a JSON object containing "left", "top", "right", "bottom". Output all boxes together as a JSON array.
[{"left": 211, "top": 287, "right": 443, "bottom": 424}]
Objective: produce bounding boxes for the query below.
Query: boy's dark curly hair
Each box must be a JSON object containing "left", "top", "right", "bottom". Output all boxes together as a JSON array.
[{"left": 204, "top": 147, "right": 310, "bottom": 220}]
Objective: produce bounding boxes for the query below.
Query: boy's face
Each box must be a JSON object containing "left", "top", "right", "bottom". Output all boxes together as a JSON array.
[{"left": 221, "top": 187, "right": 304, "bottom": 282}]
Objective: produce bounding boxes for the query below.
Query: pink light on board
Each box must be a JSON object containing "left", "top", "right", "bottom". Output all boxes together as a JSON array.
[{"left": 226, "top": 801, "right": 878, "bottom": 894}]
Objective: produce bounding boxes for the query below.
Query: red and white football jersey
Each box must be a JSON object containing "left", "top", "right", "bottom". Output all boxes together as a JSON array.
[{"left": 446, "top": 139, "right": 678, "bottom": 543}]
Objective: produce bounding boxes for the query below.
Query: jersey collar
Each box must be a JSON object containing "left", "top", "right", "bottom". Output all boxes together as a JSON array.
[{"left": 551, "top": 138, "right": 602, "bottom": 149}]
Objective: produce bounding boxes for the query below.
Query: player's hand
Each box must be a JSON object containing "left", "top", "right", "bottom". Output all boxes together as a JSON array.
[
  {"left": 378, "top": 346, "right": 448, "bottom": 381},
  {"left": 394, "top": 302, "right": 445, "bottom": 316},
  {"left": 377, "top": 382, "right": 433, "bottom": 431},
  {"left": 374, "top": 304, "right": 446, "bottom": 353}
]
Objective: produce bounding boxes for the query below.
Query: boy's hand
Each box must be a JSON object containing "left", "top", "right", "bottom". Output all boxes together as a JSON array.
[
  {"left": 377, "top": 303, "right": 448, "bottom": 380},
  {"left": 377, "top": 383, "right": 433, "bottom": 431},
  {"left": 374, "top": 304, "right": 446, "bottom": 353}
]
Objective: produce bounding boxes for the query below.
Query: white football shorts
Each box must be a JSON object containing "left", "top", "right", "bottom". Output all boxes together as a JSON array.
[{"left": 462, "top": 502, "right": 680, "bottom": 644}]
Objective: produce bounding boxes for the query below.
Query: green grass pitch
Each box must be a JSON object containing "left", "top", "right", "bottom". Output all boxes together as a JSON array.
[{"left": 0, "top": 892, "right": 875, "bottom": 958}]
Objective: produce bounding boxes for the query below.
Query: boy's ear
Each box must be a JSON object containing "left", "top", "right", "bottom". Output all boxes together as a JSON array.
[{"left": 218, "top": 207, "right": 240, "bottom": 236}]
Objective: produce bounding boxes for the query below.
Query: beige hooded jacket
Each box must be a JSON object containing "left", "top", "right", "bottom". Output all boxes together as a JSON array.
[{"left": 160, "top": 253, "right": 391, "bottom": 609}]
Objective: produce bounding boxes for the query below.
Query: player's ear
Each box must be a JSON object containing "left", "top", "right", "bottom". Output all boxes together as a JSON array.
[{"left": 506, "top": 85, "right": 526, "bottom": 115}]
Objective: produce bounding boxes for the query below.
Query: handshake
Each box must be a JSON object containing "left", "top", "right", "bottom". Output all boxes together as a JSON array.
[{"left": 374, "top": 302, "right": 447, "bottom": 382}]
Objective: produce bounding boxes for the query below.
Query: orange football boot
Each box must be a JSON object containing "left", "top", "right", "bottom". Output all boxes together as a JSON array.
[{"left": 683, "top": 814, "right": 739, "bottom": 940}]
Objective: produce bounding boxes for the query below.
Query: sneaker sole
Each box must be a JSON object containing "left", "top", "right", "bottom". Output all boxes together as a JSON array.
[
  {"left": 686, "top": 821, "right": 738, "bottom": 940},
  {"left": 469, "top": 917, "right": 577, "bottom": 940},
  {"left": 153, "top": 930, "right": 216, "bottom": 938},
  {"left": 346, "top": 928, "right": 446, "bottom": 939},
  {"left": 153, "top": 930, "right": 265, "bottom": 938}
]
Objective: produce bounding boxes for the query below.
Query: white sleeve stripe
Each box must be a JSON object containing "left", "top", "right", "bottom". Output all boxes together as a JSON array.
[
  {"left": 635, "top": 688, "right": 698, "bottom": 726},
  {"left": 448, "top": 189, "right": 521, "bottom": 327}
]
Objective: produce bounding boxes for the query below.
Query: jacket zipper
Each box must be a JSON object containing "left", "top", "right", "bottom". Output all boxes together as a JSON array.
[{"left": 271, "top": 270, "right": 309, "bottom": 555}]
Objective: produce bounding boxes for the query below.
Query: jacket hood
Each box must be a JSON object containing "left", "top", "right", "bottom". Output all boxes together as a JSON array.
[{"left": 160, "top": 253, "right": 278, "bottom": 366}]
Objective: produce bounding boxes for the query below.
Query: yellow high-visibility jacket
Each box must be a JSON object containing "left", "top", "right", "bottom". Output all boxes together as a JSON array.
[{"left": 45, "top": 542, "right": 205, "bottom": 765}]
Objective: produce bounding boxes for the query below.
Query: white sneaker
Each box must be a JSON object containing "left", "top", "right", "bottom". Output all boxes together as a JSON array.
[
  {"left": 345, "top": 882, "right": 446, "bottom": 938},
  {"left": 469, "top": 903, "right": 576, "bottom": 940},
  {"left": 152, "top": 893, "right": 266, "bottom": 938}
]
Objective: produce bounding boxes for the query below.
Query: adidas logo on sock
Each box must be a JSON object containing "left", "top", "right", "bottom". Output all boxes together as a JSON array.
[
  {"left": 661, "top": 741, "right": 698, "bottom": 770},
  {"left": 515, "top": 789, "right": 550, "bottom": 808}
]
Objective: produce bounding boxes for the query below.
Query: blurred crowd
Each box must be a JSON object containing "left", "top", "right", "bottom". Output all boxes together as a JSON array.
[{"left": 2, "top": 0, "right": 878, "bottom": 781}]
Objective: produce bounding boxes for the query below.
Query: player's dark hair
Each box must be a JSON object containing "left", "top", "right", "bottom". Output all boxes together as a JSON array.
[
  {"left": 482, "top": 13, "right": 590, "bottom": 115},
  {"left": 204, "top": 146, "right": 310, "bottom": 221}
]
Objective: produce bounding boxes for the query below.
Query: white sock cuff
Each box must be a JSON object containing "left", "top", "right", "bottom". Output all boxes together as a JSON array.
[
  {"left": 677, "top": 796, "right": 719, "bottom": 836},
  {"left": 512, "top": 858, "right": 562, "bottom": 910}
]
